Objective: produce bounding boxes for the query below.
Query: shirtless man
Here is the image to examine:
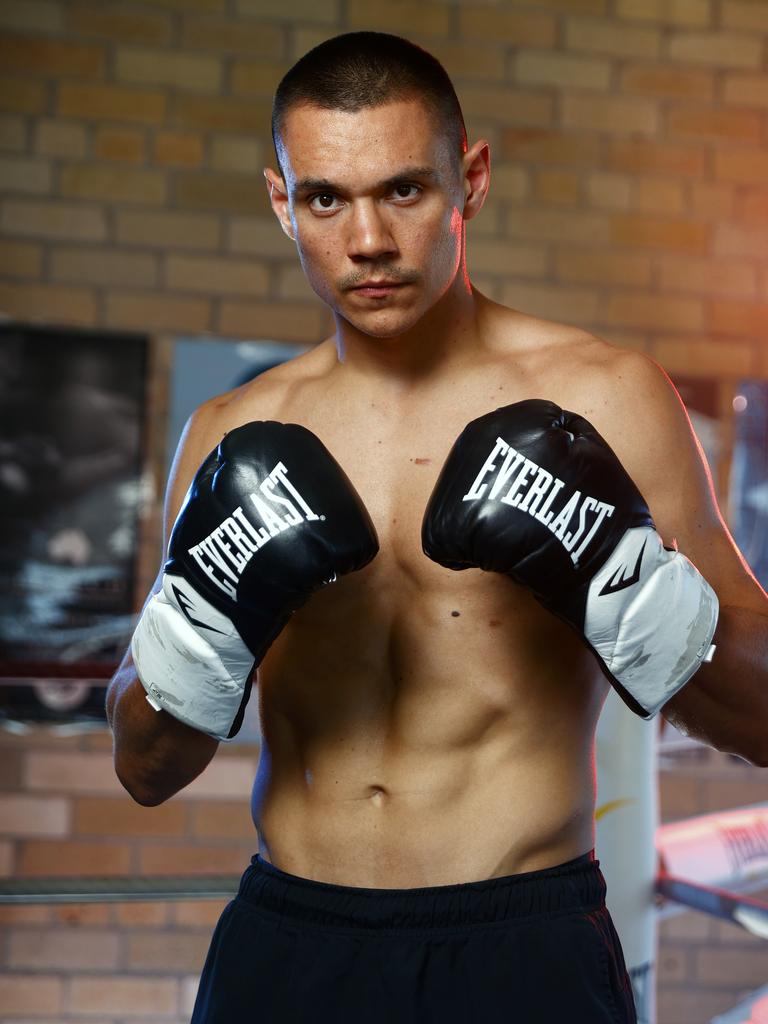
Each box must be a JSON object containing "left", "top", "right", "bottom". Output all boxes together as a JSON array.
[{"left": 107, "top": 31, "right": 768, "bottom": 1024}]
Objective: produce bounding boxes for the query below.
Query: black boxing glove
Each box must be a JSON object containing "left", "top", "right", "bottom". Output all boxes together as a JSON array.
[
  {"left": 131, "top": 422, "right": 378, "bottom": 740},
  {"left": 422, "top": 399, "right": 718, "bottom": 719}
]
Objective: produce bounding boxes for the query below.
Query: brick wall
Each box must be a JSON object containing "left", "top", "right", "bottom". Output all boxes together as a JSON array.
[{"left": 1, "top": 1, "right": 768, "bottom": 1022}]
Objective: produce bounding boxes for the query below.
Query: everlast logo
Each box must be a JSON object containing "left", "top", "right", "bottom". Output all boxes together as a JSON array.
[
  {"left": 463, "top": 437, "right": 615, "bottom": 567},
  {"left": 189, "top": 461, "right": 319, "bottom": 599}
]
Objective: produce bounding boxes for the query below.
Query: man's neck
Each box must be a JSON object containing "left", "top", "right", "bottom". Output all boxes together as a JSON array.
[{"left": 331, "top": 280, "right": 487, "bottom": 386}]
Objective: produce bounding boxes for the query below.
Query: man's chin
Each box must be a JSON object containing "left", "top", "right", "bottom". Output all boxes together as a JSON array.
[{"left": 337, "top": 305, "right": 425, "bottom": 340}]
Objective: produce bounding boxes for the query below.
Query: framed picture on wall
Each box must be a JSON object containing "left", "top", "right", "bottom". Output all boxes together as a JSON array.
[{"left": 0, "top": 323, "right": 149, "bottom": 727}]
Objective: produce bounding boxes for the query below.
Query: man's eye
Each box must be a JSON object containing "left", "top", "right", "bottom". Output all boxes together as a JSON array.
[
  {"left": 392, "top": 184, "right": 420, "bottom": 200},
  {"left": 309, "top": 193, "right": 339, "bottom": 211}
]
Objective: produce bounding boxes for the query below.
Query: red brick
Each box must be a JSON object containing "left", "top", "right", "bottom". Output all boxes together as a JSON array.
[
  {"left": 607, "top": 139, "right": 705, "bottom": 176},
  {"left": 715, "top": 148, "right": 768, "bottom": 185},
  {"left": 611, "top": 213, "right": 710, "bottom": 252},
  {"left": 0, "top": 795, "right": 69, "bottom": 837},
  {"left": 53, "top": 902, "right": 111, "bottom": 925},
  {"left": 190, "top": 800, "right": 257, "bottom": 839},
  {"left": 0, "top": 35, "right": 105, "bottom": 77},
  {"left": 0, "top": 976, "right": 62, "bottom": 1015},
  {"left": 69, "top": 976, "right": 177, "bottom": 1016},
  {"left": 666, "top": 106, "right": 761, "bottom": 143},
  {"left": 660, "top": 256, "right": 756, "bottom": 297},
  {"left": 73, "top": 796, "right": 186, "bottom": 837},
  {"left": 115, "top": 900, "right": 171, "bottom": 925},
  {"left": 502, "top": 281, "right": 599, "bottom": 325},
  {"left": 555, "top": 247, "right": 652, "bottom": 287},
  {"left": 620, "top": 63, "right": 714, "bottom": 99},
  {"left": 602, "top": 290, "right": 705, "bottom": 331},
  {"left": 139, "top": 843, "right": 250, "bottom": 875},
  {"left": 668, "top": 30, "right": 763, "bottom": 68},
  {"left": 126, "top": 930, "right": 211, "bottom": 970},
  {"left": 24, "top": 752, "right": 122, "bottom": 794},
  {"left": 18, "top": 839, "right": 132, "bottom": 876},
  {"left": 173, "top": 898, "right": 228, "bottom": 926},
  {"left": 651, "top": 336, "right": 752, "bottom": 376},
  {"left": 9, "top": 928, "right": 120, "bottom": 969},
  {"left": 711, "top": 298, "right": 768, "bottom": 336}
]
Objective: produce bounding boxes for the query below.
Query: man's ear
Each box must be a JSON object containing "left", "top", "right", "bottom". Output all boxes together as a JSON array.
[
  {"left": 461, "top": 139, "right": 490, "bottom": 222},
  {"left": 264, "top": 167, "right": 295, "bottom": 241}
]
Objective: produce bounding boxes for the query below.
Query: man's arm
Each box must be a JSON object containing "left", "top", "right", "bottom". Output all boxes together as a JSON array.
[
  {"left": 106, "top": 402, "right": 222, "bottom": 805},
  {"left": 591, "top": 348, "right": 768, "bottom": 766}
]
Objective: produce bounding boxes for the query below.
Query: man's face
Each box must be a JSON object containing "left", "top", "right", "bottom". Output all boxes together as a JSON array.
[{"left": 269, "top": 98, "right": 467, "bottom": 338}]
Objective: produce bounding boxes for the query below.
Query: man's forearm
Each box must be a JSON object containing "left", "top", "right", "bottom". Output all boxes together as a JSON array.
[
  {"left": 662, "top": 604, "right": 768, "bottom": 767},
  {"left": 107, "top": 657, "right": 218, "bottom": 805}
]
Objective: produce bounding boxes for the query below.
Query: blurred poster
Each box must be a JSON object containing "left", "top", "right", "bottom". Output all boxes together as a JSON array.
[
  {"left": 729, "top": 380, "right": 768, "bottom": 590},
  {"left": 0, "top": 324, "right": 148, "bottom": 725}
]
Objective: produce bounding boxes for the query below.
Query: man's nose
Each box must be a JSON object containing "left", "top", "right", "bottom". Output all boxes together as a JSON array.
[{"left": 347, "top": 200, "right": 398, "bottom": 261}]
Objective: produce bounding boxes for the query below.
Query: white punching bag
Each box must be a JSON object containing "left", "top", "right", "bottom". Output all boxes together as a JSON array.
[{"left": 596, "top": 687, "right": 659, "bottom": 1024}]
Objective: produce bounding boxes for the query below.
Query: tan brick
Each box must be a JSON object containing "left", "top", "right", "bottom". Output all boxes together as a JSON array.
[
  {"left": 0, "top": 903, "right": 50, "bottom": 923},
  {"left": 555, "top": 247, "right": 651, "bottom": 287},
  {"left": 94, "top": 127, "right": 145, "bottom": 163},
  {"left": 467, "top": 239, "right": 548, "bottom": 278},
  {"left": 278, "top": 262, "right": 323, "bottom": 301},
  {"left": 532, "top": 169, "right": 580, "bottom": 205},
  {"left": 117, "top": 209, "right": 220, "bottom": 250},
  {"left": 611, "top": 213, "right": 710, "bottom": 253},
  {"left": 488, "top": 164, "right": 528, "bottom": 201},
  {"left": 652, "top": 336, "right": 753, "bottom": 376},
  {"left": 0, "top": 282, "right": 97, "bottom": 325},
  {"left": 0, "top": 0, "right": 62, "bottom": 31},
  {"left": 211, "top": 135, "right": 262, "bottom": 174},
  {"left": 67, "top": 3, "right": 172, "bottom": 44},
  {"left": 141, "top": 0, "right": 225, "bottom": 9},
  {"left": 502, "top": 281, "right": 600, "bottom": 325},
  {"left": 468, "top": 199, "right": 504, "bottom": 236},
  {"left": 703, "top": 776, "right": 768, "bottom": 808},
  {"left": 155, "top": 132, "right": 203, "bottom": 168},
  {"left": 711, "top": 298, "right": 768, "bottom": 336},
  {"left": 607, "top": 139, "right": 705, "bottom": 176},
  {"left": 0, "top": 837, "right": 12, "bottom": 875},
  {"left": 0, "top": 977, "right": 62, "bottom": 1016},
  {"left": 60, "top": 164, "right": 166, "bottom": 205},
  {"left": 620, "top": 63, "right": 714, "bottom": 99},
  {"left": 691, "top": 182, "right": 735, "bottom": 220},
  {"left": 715, "top": 148, "right": 768, "bottom": 185},
  {"left": 127, "top": 930, "right": 211, "bottom": 971},
  {"left": 0, "top": 35, "right": 105, "bottom": 78},
  {"left": 633, "top": 178, "right": 684, "bottom": 214},
  {"left": 176, "top": 172, "right": 269, "bottom": 215},
  {"left": 58, "top": 82, "right": 166, "bottom": 124},
  {"left": 587, "top": 172, "right": 632, "bottom": 210},
  {"left": 458, "top": 8, "right": 556, "bottom": 46},
  {"left": 174, "top": 757, "right": 257, "bottom": 799},
  {"left": 566, "top": 17, "right": 661, "bottom": 58},
  {"left": 9, "top": 928, "right": 120, "bottom": 969},
  {"left": 173, "top": 95, "right": 270, "bottom": 134},
  {"left": 429, "top": 40, "right": 507, "bottom": 81},
  {"left": 219, "top": 298, "right": 328, "bottom": 341},
  {"left": 0, "top": 156, "right": 50, "bottom": 195},
  {"left": 231, "top": 59, "right": 288, "bottom": 96},
  {"left": 617, "top": 0, "right": 712, "bottom": 25},
  {"left": 562, "top": 94, "right": 658, "bottom": 135},
  {"left": 723, "top": 73, "right": 768, "bottom": 108},
  {"left": 25, "top": 751, "right": 120, "bottom": 793},
  {"left": 695, "top": 947, "right": 768, "bottom": 986},
  {"left": 657, "top": 944, "right": 689, "bottom": 984},
  {"left": 139, "top": 842, "right": 250, "bottom": 875},
  {"left": 0, "top": 795, "right": 69, "bottom": 837},
  {"left": 0, "top": 113, "right": 26, "bottom": 152},
  {"left": 19, "top": 839, "right": 131, "bottom": 876},
  {"left": 657, "top": 989, "right": 746, "bottom": 1024},
  {"left": 502, "top": 129, "right": 601, "bottom": 166},
  {"left": 116, "top": 46, "right": 221, "bottom": 93},
  {"left": 507, "top": 207, "right": 611, "bottom": 245},
  {"left": 53, "top": 902, "right": 111, "bottom": 925},
  {"left": 457, "top": 87, "right": 553, "bottom": 128},
  {"left": 0, "top": 76, "right": 47, "bottom": 115},
  {"left": 72, "top": 794, "right": 186, "bottom": 835},
  {"left": 713, "top": 223, "right": 768, "bottom": 258},
  {"left": 191, "top": 800, "right": 256, "bottom": 839},
  {"left": 602, "top": 291, "right": 704, "bottom": 331},
  {"left": 35, "top": 119, "right": 87, "bottom": 158},
  {"left": 289, "top": 28, "right": 338, "bottom": 61},
  {"left": 0, "top": 197, "right": 106, "bottom": 241},
  {"left": 51, "top": 246, "right": 157, "bottom": 288},
  {"left": 659, "top": 906, "right": 712, "bottom": 940},
  {"left": 115, "top": 901, "right": 170, "bottom": 925},
  {"left": 348, "top": 0, "right": 449, "bottom": 34},
  {"left": 70, "top": 976, "right": 177, "bottom": 1016},
  {"left": 0, "top": 239, "right": 42, "bottom": 277},
  {"left": 514, "top": 51, "right": 611, "bottom": 90},
  {"left": 173, "top": 898, "right": 228, "bottom": 926},
  {"left": 107, "top": 290, "right": 211, "bottom": 332},
  {"left": 181, "top": 15, "right": 285, "bottom": 55},
  {"left": 667, "top": 31, "right": 762, "bottom": 68},
  {"left": 237, "top": 0, "right": 338, "bottom": 19},
  {"left": 660, "top": 256, "right": 756, "bottom": 298},
  {"left": 738, "top": 189, "right": 768, "bottom": 222},
  {"left": 667, "top": 106, "right": 761, "bottom": 143},
  {"left": 166, "top": 254, "right": 268, "bottom": 296},
  {"left": 228, "top": 215, "right": 297, "bottom": 258},
  {"left": 722, "top": 0, "right": 768, "bottom": 31}
]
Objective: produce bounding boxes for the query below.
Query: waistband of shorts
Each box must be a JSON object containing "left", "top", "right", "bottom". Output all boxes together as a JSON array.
[{"left": 235, "top": 850, "right": 605, "bottom": 932}]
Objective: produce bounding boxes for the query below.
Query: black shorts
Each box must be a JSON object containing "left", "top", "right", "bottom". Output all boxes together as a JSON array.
[{"left": 191, "top": 850, "right": 637, "bottom": 1023}]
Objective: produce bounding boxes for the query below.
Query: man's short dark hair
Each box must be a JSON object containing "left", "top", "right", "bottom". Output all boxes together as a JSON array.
[{"left": 272, "top": 32, "right": 467, "bottom": 172}]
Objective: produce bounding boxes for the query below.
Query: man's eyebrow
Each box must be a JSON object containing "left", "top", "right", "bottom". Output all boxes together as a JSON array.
[{"left": 292, "top": 166, "right": 440, "bottom": 195}]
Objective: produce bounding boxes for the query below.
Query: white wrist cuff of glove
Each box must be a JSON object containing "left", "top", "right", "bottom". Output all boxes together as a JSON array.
[
  {"left": 130, "top": 575, "right": 254, "bottom": 742},
  {"left": 585, "top": 526, "right": 718, "bottom": 719}
]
